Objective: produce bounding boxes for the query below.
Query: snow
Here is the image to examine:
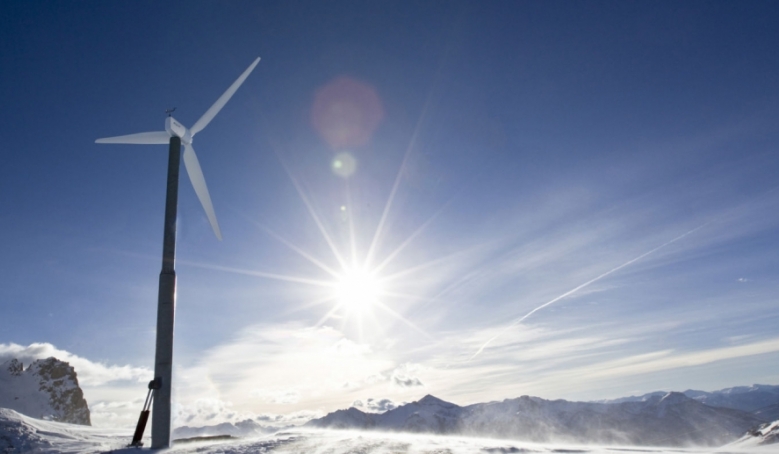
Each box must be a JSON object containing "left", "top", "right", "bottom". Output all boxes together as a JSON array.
[
  {"left": 0, "top": 408, "right": 126, "bottom": 453},
  {"left": 0, "top": 360, "right": 56, "bottom": 422},
  {"left": 2, "top": 408, "right": 779, "bottom": 454}
]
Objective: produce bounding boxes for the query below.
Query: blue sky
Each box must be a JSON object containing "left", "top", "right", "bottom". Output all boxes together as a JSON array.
[{"left": 1, "top": 1, "right": 778, "bottom": 427}]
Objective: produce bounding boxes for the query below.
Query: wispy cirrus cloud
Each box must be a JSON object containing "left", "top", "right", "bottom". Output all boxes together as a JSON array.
[{"left": 414, "top": 320, "right": 779, "bottom": 403}]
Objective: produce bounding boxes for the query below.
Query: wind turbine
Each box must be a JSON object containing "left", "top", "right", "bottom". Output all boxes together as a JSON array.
[{"left": 96, "top": 57, "right": 260, "bottom": 448}]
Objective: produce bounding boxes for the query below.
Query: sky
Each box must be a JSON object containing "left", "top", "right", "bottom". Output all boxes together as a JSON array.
[{"left": 1, "top": 1, "right": 778, "bottom": 429}]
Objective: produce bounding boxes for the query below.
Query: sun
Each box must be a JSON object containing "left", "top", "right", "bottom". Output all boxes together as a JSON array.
[{"left": 335, "top": 267, "right": 383, "bottom": 314}]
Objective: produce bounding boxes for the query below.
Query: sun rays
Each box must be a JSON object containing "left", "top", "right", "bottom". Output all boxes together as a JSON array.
[
  {"left": 175, "top": 71, "right": 482, "bottom": 346},
  {"left": 201, "top": 75, "right": 452, "bottom": 342},
  {"left": 266, "top": 166, "right": 434, "bottom": 340},
  {"left": 200, "top": 134, "right": 439, "bottom": 342}
]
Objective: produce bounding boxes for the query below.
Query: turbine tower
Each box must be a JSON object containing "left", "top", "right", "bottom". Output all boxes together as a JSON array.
[{"left": 95, "top": 57, "right": 260, "bottom": 448}]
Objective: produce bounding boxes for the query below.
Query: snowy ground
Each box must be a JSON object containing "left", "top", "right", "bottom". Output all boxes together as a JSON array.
[{"left": 2, "top": 409, "right": 778, "bottom": 454}]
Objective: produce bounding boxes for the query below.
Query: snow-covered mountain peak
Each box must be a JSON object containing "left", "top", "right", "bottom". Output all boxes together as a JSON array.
[
  {"left": 376, "top": 398, "right": 462, "bottom": 433},
  {"left": 0, "top": 357, "right": 90, "bottom": 425},
  {"left": 306, "top": 406, "right": 374, "bottom": 430},
  {"left": 658, "top": 391, "right": 690, "bottom": 405},
  {"left": 416, "top": 395, "right": 454, "bottom": 407}
]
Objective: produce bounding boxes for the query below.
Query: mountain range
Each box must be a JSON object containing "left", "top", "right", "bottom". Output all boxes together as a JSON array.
[
  {"left": 599, "top": 383, "right": 779, "bottom": 414},
  {"left": 173, "top": 419, "right": 284, "bottom": 440},
  {"left": 307, "top": 387, "right": 779, "bottom": 447}
]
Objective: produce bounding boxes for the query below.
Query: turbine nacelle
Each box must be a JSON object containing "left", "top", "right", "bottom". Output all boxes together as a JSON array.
[{"left": 165, "top": 117, "right": 192, "bottom": 145}]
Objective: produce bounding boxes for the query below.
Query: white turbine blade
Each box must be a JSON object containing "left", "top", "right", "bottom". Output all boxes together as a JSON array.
[
  {"left": 95, "top": 131, "right": 170, "bottom": 144},
  {"left": 183, "top": 144, "right": 222, "bottom": 240},
  {"left": 190, "top": 57, "right": 261, "bottom": 136}
]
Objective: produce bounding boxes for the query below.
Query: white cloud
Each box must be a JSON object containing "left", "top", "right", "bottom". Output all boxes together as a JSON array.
[
  {"left": 89, "top": 399, "right": 145, "bottom": 427},
  {"left": 572, "top": 337, "right": 779, "bottom": 381},
  {"left": 172, "top": 397, "right": 322, "bottom": 427},
  {"left": 392, "top": 375, "right": 423, "bottom": 388},
  {"left": 0, "top": 342, "right": 151, "bottom": 386},
  {"left": 250, "top": 388, "right": 301, "bottom": 404},
  {"left": 253, "top": 409, "right": 323, "bottom": 426},
  {"left": 385, "top": 364, "right": 425, "bottom": 388},
  {"left": 353, "top": 397, "right": 402, "bottom": 413},
  {"left": 173, "top": 323, "right": 398, "bottom": 417},
  {"left": 0, "top": 330, "right": 378, "bottom": 428},
  {"left": 174, "top": 398, "right": 240, "bottom": 425}
]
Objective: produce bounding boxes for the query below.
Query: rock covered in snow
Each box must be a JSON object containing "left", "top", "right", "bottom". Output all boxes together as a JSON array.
[
  {"left": 729, "top": 420, "right": 779, "bottom": 447},
  {"left": 0, "top": 357, "right": 90, "bottom": 425}
]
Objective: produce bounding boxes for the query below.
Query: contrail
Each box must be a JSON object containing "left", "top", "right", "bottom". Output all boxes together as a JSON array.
[{"left": 469, "top": 222, "right": 710, "bottom": 360}]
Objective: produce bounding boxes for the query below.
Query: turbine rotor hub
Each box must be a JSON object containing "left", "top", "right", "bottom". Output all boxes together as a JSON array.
[{"left": 165, "top": 116, "right": 192, "bottom": 144}]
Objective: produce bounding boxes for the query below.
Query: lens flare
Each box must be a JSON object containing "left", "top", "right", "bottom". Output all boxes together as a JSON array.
[
  {"left": 311, "top": 76, "right": 384, "bottom": 150},
  {"left": 332, "top": 152, "right": 357, "bottom": 178}
]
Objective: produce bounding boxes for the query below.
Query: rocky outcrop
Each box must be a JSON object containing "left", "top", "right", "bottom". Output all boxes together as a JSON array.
[
  {"left": 729, "top": 420, "right": 779, "bottom": 447},
  {"left": 5, "top": 359, "right": 23, "bottom": 376},
  {"left": 0, "top": 357, "right": 91, "bottom": 425}
]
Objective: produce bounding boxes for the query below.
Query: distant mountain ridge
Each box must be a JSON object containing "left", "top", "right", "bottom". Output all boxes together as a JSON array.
[
  {"left": 307, "top": 391, "right": 768, "bottom": 447},
  {"left": 597, "top": 384, "right": 779, "bottom": 428},
  {"left": 599, "top": 384, "right": 779, "bottom": 412},
  {"left": 173, "top": 419, "right": 286, "bottom": 440},
  {"left": 0, "top": 358, "right": 90, "bottom": 425}
]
